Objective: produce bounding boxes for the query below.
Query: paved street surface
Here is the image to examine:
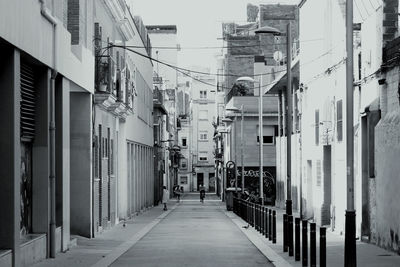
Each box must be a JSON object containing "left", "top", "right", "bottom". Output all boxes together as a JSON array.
[
  {"left": 32, "top": 195, "right": 400, "bottom": 267},
  {"left": 111, "top": 193, "right": 273, "bottom": 267}
]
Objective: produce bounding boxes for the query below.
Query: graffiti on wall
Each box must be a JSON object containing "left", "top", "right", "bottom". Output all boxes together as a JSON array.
[{"left": 236, "top": 167, "right": 276, "bottom": 203}]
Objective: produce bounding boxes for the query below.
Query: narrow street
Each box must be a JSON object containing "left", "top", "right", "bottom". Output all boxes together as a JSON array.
[{"left": 111, "top": 193, "right": 273, "bottom": 267}]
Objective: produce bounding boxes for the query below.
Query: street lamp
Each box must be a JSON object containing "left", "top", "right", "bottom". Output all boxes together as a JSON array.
[
  {"left": 256, "top": 22, "right": 294, "bottom": 254},
  {"left": 226, "top": 105, "right": 244, "bottom": 194},
  {"left": 235, "top": 24, "right": 283, "bottom": 207},
  {"left": 221, "top": 117, "right": 238, "bottom": 193},
  {"left": 236, "top": 77, "right": 264, "bottom": 205}
]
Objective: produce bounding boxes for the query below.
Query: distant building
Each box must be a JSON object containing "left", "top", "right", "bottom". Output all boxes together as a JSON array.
[
  {"left": 190, "top": 73, "right": 217, "bottom": 192},
  {"left": 146, "top": 25, "right": 179, "bottom": 195}
]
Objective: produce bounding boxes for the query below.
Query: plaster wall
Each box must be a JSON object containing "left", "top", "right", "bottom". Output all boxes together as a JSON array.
[
  {"left": 0, "top": 0, "right": 94, "bottom": 93},
  {"left": 374, "top": 66, "right": 400, "bottom": 253}
]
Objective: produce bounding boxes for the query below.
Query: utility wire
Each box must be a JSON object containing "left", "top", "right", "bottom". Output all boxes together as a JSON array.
[{"left": 120, "top": 45, "right": 280, "bottom": 91}]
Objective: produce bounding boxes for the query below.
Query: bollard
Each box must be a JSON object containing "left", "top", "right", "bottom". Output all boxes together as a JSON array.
[
  {"left": 256, "top": 205, "right": 259, "bottom": 231},
  {"left": 265, "top": 208, "right": 268, "bottom": 238},
  {"left": 268, "top": 209, "right": 272, "bottom": 240},
  {"left": 272, "top": 210, "right": 277, "bottom": 243},
  {"left": 310, "top": 222, "right": 316, "bottom": 267},
  {"left": 302, "top": 220, "right": 308, "bottom": 267},
  {"left": 288, "top": 215, "right": 294, "bottom": 256},
  {"left": 283, "top": 214, "right": 288, "bottom": 252},
  {"left": 257, "top": 205, "right": 260, "bottom": 232},
  {"left": 261, "top": 207, "right": 265, "bottom": 235},
  {"left": 258, "top": 205, "right": 261, "bottom": 231},
  {"left": 320, "top": 226, "right": 326, "bottom": 267},
  {"left": 295, "top": 218, "right": 301, "bottom": 261}
]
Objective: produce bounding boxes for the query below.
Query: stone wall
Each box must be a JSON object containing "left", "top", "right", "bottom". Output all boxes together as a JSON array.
[{"left": 373, "top": 65, "right": 400, "bottom": 253}]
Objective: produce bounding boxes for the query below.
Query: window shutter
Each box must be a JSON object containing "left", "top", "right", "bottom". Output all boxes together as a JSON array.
[{"left": 20, "top": 62, "right": 36, "bottom": 142}]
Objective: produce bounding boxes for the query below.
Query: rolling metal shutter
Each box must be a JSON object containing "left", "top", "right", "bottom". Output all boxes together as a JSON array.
[{"left": 20, "top": 62, "right": 36, "bottom": 142}]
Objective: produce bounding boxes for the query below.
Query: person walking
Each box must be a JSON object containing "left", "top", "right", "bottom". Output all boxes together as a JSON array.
[
  {"left": 174, "top": 185, "right": 181, "bottom": 202},
  {"left": 162, "top": 186, "right": 169, "bottom": 211},
  {"left": 199, "top": 184, "right": 206, "bottom": 203}
]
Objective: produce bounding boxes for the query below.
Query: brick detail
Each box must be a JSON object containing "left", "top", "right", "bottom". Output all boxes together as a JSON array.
[
  {"left": 383, "top": 0, "right": 399, "bottom": 43},
  {"left": 67, "top": 0, "right": 80, "bottom": 45}
]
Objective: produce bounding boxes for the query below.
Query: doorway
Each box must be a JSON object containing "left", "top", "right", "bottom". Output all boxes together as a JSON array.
[
  {"left": 197, "top": 173, "right": 204, "bottom": 191},
  {"left": 209, "top": 173, "right": 215, "bottom": 192}
]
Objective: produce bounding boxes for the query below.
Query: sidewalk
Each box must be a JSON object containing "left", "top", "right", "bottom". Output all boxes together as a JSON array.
[
  {"left": 32, "top": 203, "right": 177, "bottom": 267},
  {"left": 227, "top": 207, "right": 400, "bottom": 266}
]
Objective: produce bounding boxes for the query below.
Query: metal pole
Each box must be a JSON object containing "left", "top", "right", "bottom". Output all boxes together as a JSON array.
[
  {"left": 241, "top": 105, "right": 244, "bottom": 193},
  {"left": 234, "top": 117, "right": 238, "bottom": 193},
  {"left": 286, "top": 21, "right": 293, "bottom": 216},
  {"left": 345, "top": 0, "right": 356, "bottom": 265},
  {"left": 259, "top": 79, "right": 264, "bottom": 205}
]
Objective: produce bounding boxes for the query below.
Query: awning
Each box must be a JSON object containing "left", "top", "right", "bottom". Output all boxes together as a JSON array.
[{"left": 264, "top": 56, "right": 300, "bottom": 95}]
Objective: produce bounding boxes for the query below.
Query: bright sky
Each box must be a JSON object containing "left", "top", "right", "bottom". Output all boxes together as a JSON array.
[{"left": 128, "top": 0, "right": 300, "bottom": 72}]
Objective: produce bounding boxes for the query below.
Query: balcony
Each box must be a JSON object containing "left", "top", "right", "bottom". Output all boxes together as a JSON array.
[{"left": 153, "top": 87, "right": 167, "bottom": 114}]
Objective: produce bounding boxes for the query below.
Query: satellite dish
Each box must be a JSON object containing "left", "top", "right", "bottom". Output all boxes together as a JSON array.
[{"left": 273, "top": 51, "right": 283, "bottom": 62}]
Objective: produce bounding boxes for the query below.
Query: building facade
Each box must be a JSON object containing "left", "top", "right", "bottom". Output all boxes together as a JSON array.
[
  {"left": 0, "top": 1, "right": 155, "bottom": 266},
  {"left": 0, "top": 0, "right": 93, "bottom": 266},
  {"left": 190, "top": 73, "right": 216, "bottom": 192}
]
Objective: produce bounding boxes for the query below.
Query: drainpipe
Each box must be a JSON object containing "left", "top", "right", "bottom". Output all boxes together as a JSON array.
[{"left": 39, "top": 0, "right": 57, "bottom": 258}]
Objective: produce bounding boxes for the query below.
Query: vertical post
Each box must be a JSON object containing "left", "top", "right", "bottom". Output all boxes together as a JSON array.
[
  {"left": 234, "top": 117, "right": 238, "bottom": 193},
  {"left": 283, "top": 214, "right": 288, "bottom": 252},
  {"left": 286, "top": 22, "right": 293, "bottom": 217},
  {"left": 320, "top": 227, "right": 327, "bottom": 267},
  {"left": 310, "top": 222, "right": 316, "bottom": 267},
  {"left": 264, "top": 207, "right": 268, "bottom": 237},
  {"left": 259, "top": 81, "right": 264, "bottom": 205},
  {"left": 345, "top": 0, "right": 356, "bottom": 266},
  {"left": 288, "top": 215, "right": 294, "bottom": 256},
  {"left": 302, "top": 220, "right": 308, "bottom": 266},
  {"left": 241, "top": 105, "right": 244, "bottom": 193},
  {"left": 269, "top": 209, "right": 272, "bottom": 240},
  {"left": 295, "top": 218, "right": 301, "bottom": 261},
  {"left": 273, "top": 210, "right": 277, "bottom": 243}
]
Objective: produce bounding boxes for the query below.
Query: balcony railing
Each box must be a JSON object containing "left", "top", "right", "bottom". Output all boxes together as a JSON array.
[{"left": 153, "top": 87, "right": 163, "bottom": 105}]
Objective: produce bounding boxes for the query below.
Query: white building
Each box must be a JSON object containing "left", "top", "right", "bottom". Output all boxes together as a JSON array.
[{"left": 190, "top": 73, "right": 217, "bottom": 192}]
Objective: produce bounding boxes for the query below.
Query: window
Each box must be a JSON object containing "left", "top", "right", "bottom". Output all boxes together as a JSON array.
[
  {"left": 180, "top": 176, "right": 188, "bottom": 184},
  {"left": 257, "top": 136, "right": 275, "bottom": 144},
  {"left": 336, "top": 100, "right": 343, "bottom": 142},
  {"left": 199, "top": 110, "right": 208, "bottom": 120},
  {"left": 182, "top": 137, "right": 187, "bottom": 147},
  {"left": 200, "top": 90, "right": 207, "bottom": 99},
  {"left": 315, "top": 109, "right": 320, "bottom": 146},
  {"left": 199, "top": 157, "right": 208, "bottom": 161},
  {"left": 199, "top": 132, "right": 208, "bottom": 141},
  {"left": 180, "top": 159, "right": 188, "bottom": 169}
]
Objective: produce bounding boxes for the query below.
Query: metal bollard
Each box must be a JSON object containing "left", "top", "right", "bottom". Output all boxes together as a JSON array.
[
  {"left": 265, "top": 208, "right": 268, "bottom": 238},
  {"left": 268, "top": 209, "right": 272, "bottom": 240},
  {"left": 320, "top": 227, "right": 326, "bottom": 267},
  {"left": 259, "top": 206, "right": 262, "bottom": 233},
  {"left": 302, "top": 220, "right": 308, "bottom": 267},
  {"left": 261, "top": 206, "right": 264, "bottom": 235},
  {"left": 256, "top": 205, "right": 260, "bottom": 231},
  {"left": 272, "top": 210, "right": 277, "bottom": 243},
  {"left": 264, "top": 207, "right": 267, "bottom": 235},
  {"left": 295, "top": 218, "right": 300, "bottom": 261},
  {"left": 283, "top": 214, "right": 288, "bottom": 252},
  {"left": 288, "top": 215, "right": 294, "bottom": 256},
  {"left": 310, "top": 222, "right": 316, "bottom": 267}
]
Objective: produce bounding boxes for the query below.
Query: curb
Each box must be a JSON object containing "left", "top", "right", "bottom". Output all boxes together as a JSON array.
[
  {"left": 223, "top": 210, "right": 292, "bottom": 267},
  {"left": 91, "top": 203, "right": 179, "bottom": 267}
]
